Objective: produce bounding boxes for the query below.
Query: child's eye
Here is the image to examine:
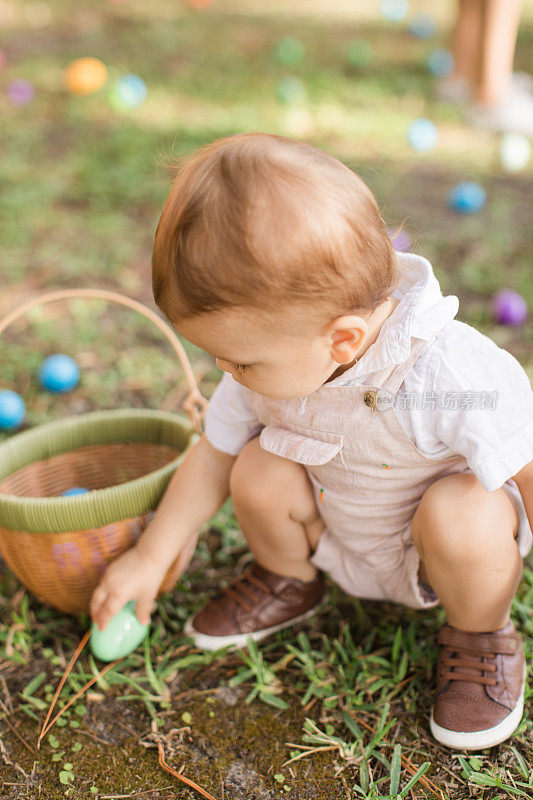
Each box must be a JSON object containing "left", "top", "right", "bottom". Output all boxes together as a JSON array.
[{"left": 231, "top": 363, "right": 248, "bottom": 374}]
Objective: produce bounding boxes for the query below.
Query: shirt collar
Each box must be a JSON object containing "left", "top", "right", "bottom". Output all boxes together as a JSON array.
[{"left": 327, "top": 252, "right": 459, "bottom": 384}]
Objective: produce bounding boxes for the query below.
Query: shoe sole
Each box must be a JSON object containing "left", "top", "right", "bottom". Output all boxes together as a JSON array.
[
  {"left": 429, "top": 663, "right": 526, "bottom": 750},
  {"left": 183, "top": 598, "right": 326, "bottom": 651}
]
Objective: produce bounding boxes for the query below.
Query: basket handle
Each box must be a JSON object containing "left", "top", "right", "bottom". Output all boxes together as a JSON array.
[{"left": 0, "top": 288, "right": 209, "bottom": 434}]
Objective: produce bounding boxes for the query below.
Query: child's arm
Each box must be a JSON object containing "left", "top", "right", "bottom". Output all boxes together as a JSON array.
[
  {"left": 90, "top": 433, "right": 236, "bottom": 631},
  {"left": 407, "top": 322, "right": 533, "bottom": 496},
  {"left": 136, "top": 433, "right": 236, "bottom": 565},
  {"left": 512, "top": 460, "right": 533, "bottom": 532}
]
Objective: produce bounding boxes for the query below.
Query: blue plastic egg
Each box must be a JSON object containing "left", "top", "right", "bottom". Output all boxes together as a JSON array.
[
  {"left": 0, "top": 390, "right": 26, "bottom": 430},
  {"left": 380, "top": 0, "right": 409, "bottom": 22},
  {"left": 448, "top": 182, "right": 486, "bottom": 214},
  {"left": 408, "top": 118, "right": 438, "bottom": 152},
  {"left": 90, "top": 600, "right": 150, "bottom": 661},
  {"left": 110, "top": 74, "right": 147, "bottom": 110},
  {"left": 39, "top": 354, "right": 80, "bottom": 393},
  {"left": 62, "top": 487, "right": 89, "bottom": 496},
  {"left": 427, "top": 48, "right": 454, "bottom": 77},
  {"left": 408, "top": 13, "right": 436, "bottom": 39}
]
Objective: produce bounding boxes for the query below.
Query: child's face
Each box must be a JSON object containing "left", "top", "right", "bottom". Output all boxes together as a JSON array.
[{"left": 175, "top": 304, "right": 370, "bottom": 400}]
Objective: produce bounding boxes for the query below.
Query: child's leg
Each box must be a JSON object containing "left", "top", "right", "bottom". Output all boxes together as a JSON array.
[
  {"left": 229, "top": 434, "right": 326, "bottom": 583},
  {"left": 412, "top": 473, "right": 525, "bottom": 750},
  {"left": 183, "top": 434, "right": 327, "bottom": 650},
  {"left": 411, "top": 472, "right": 522, "bottom": 631}
]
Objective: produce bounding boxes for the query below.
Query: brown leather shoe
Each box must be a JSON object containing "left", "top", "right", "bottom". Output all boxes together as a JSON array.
[
  {"left": 183, "top": 561, "right": 326, "bottom": 650},
  {"left": 430, "top": 620, "right": 526, "bottom": 750}
]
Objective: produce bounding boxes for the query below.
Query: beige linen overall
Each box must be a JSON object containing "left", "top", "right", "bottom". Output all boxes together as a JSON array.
[{"left": 247, "top": 334, "right": 481, "bottom": 610}]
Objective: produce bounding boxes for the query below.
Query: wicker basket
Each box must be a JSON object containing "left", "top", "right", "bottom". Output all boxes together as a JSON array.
[{"left": 0, "top": 289, "right": 209, "bottom": 615}]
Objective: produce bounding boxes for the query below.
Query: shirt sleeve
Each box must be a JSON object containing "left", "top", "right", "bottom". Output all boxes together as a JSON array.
[
  {"left": 204, "top": 371, "right": 264, "bottom": 456},
  {"left": 429, "top": 324, "right": 533, "bottom": 492}
]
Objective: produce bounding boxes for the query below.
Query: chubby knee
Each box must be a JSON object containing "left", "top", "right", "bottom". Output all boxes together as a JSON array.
[
  {"left": 416, "top": 473, "right": 488, "bottom": 524},
  {"left": 229, "top": 435, "right": 304, "bottom": 507},
  {"left": 412, "top": 472, "right": 519, "bottom": 561}
]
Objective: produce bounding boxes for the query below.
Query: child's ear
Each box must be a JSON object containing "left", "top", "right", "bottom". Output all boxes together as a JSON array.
[{"left": 329, "top": 316, "right": 366, "bottom": 363}]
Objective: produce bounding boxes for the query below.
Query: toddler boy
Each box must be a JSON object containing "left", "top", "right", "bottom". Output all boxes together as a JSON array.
[{"left": 91, "top": 132, "right": 533, "bottom": 750}]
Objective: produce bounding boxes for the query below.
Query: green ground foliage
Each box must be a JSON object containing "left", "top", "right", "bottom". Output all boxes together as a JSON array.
[{"left": 0, "top": 1, "right": 532, "bottom": 798}]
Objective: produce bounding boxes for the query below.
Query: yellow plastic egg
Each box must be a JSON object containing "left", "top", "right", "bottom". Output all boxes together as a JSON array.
[{"left": 65, "top": 57, "right": 107, "bottom": 96}]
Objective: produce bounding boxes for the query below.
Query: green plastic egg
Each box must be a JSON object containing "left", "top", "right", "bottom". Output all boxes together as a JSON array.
[
  {"left": 90, "top": 600, "right": 149, "bottom": 661},
  {"left": 274, "top": 37, "right": 305, "bottom": 66},
  {"left": 345, "top": 40, "right": 374, "bottom": 69},
  {"left": 276, "top": 76, "right": 306, "bottom": 104}
]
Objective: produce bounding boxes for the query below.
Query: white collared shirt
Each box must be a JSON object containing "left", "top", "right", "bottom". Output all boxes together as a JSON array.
[{"left": 204, "top": 253, "right": 533, "bottom": 492}]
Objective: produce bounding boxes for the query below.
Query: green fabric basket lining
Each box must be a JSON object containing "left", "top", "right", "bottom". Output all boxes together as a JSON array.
[{"left": 0, "top": 408, "right": 197, "bottom": 534}]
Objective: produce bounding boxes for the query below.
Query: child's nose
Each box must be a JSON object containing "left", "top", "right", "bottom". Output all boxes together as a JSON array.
[{"left": 216, "top": 358, "right": 228, "bottom": 371}]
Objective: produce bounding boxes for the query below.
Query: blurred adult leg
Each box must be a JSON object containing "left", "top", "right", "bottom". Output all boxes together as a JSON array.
[
  {"left": 452, "top": 0, "right": 483, "bottom": 88},
  {"left": 476, "top": 0, "right": 523, "bottom": 106}
]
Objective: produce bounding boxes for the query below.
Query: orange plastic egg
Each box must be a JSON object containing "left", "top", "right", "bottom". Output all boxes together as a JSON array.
[
  {"left": 187, "top": 0, "right": 213, "bottom": 8},
  {"left": 64, "top": 57, "right": 107, "bottom": 95}
]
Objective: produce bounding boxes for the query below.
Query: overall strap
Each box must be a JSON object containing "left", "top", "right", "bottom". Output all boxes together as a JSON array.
[{"left": 372, "top": 336, "right": 435, "bottom": 395}]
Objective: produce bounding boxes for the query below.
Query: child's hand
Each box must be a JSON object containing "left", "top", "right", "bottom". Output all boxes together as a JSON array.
[{"left": 90, "top": 546, "right": 167, "bottom": 633}]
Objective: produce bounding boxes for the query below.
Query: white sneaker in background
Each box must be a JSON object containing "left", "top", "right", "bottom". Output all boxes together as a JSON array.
[
  {"left": 512, "top": 71, "right": 533, "bottom": 93},
  {"left": 435, "top": 73, "right": 533, "bottom": 130},
  {"left": 466, "top": 81, "right": 533, "bottom": 136}
]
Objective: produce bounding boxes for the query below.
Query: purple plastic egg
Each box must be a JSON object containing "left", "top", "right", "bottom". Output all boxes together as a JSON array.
[
  {"left": 492, "top": 290, "right": 528, "bottom": 326},
  {"left": 7, "top": 79, "right": 35, "bottom": 105},
  {"left": 387, "top": 228, "right": 411, "bottom": 252}
]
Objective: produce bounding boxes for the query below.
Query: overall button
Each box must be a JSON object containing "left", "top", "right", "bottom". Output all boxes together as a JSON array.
[
  {"left": 364, "top": 391, "right": 377, "bottom": 412},
  {"left": 364, "top": 389, "right": 394, "bottom": 412}
]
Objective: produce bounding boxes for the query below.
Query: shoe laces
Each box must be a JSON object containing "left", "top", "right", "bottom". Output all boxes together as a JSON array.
[
  {"left": 437, "top": 624, "right": 520, "bottom": 687},
  {"left": 221, "top": 566, "right": 274, "bottom": 612},
  {"left": 440, "top": 645, "right": 498, "bottom": 686}
]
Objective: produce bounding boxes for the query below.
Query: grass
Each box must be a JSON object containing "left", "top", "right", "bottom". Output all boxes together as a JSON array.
[{"left": 0, "top": 1, "right": 532, "bottom": 797}]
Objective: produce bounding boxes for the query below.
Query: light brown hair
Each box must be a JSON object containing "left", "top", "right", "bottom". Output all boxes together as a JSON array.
[{"left": 152, "top": 132, "right": 399, "bottom": 324}]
